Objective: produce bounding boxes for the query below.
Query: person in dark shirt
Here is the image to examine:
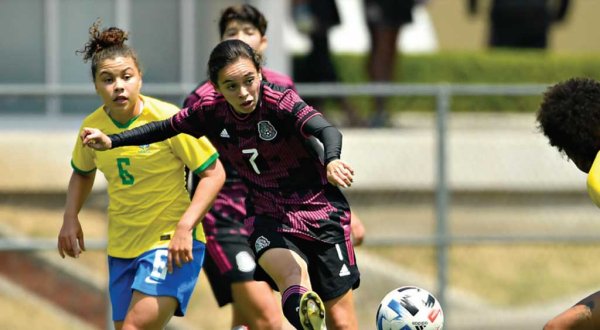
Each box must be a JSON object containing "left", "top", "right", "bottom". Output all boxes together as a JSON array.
[
  {"left": 364, "top": 0, "right": 418, "bottom": 127},
  {"left": 81, "top": 39, "right": 360, "bottom": 330},
  {"left": 468, "top": 0, "right": 570, "bottom": 49},
  {"left": 291, "top": 0, "right": 366, "bottom": 127},
  {"left": 537, "top": 77, "right": 600, "bottom": 330}
]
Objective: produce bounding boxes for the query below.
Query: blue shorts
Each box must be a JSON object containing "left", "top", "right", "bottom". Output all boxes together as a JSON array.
[{"left": 108, "top": 240, "right": 205, "bottom": 321}]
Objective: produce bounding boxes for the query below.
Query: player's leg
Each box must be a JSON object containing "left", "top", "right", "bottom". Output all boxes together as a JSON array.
[
  {"left": 544, "top": 291, "right": 600, "bottom": 330},
  {"left": 251, "top": 229, "right": 318, "bottom": 329},
  {"left": 108, "top": 256, "right": 137, "bottom": 330},
  {"left": 204, "top": 227, "right": 282, "bottom": 329},
  {"left": 259, "top": 247, "right": 314, "bottom": 329},
  {"left": 323, "top": 289, "right": 358, "bottom": 330},
  {"left": 308, "top": 236, "right": 360, "bottom": 330},
  {"left": 122, "top": 292, "right": 177, "bottom": 329},
  {"left": 294, "top": 237, "right": 360, "bottom": 330},
  {"left": 231, "top": 280, "right": 282, "bottom": 329},
  {"left": 125, "top": 241, "right": 204, "bottom": 329}
]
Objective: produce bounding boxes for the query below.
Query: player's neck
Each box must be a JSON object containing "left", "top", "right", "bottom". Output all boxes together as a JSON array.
[{"left": 105, "top": 98, "right": 143, "bottom": 124}]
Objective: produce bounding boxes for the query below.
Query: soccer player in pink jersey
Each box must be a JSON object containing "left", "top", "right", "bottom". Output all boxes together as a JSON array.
[
  {"left": 184, "top": 5, "right": 365, "bottom": 329},
  {"left": 82, "top": 39, "right": 360, "bottom": 330}
]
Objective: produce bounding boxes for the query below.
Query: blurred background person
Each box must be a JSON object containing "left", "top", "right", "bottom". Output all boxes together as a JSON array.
[
  {"left": 468, "top": 0, "right": 571, "bottom": 49},
  {"left": 363, "top": 0, "right": 419, "bottom": 127},
  {"left": 291, "top": 0, "right": 366, "bottom": 127}
]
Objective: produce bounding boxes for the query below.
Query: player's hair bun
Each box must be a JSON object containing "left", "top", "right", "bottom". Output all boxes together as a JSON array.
[{"left": 78, "top": 19, "right": 129, "bottom": 62}]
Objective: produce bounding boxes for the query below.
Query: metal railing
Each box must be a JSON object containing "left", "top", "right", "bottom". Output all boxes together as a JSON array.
[{"left": 0, "top": 82, "right": 567, "bottom": 327}]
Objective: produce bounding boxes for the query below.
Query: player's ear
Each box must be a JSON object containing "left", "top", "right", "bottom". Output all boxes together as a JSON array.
[
  {"left": 257, "top": 35, "right": 268, "bottom": 55},
  {"left": 211, "top": 81, "right": 221, "bottom": 94}
]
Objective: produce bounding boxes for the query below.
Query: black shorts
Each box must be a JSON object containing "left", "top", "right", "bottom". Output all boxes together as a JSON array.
[
  {"left": 364, "top": 0, "right": 416, "bottom": 27},
  {"left": 249, "top": 229, "right": 360, "bottom": 302},
  {"left": 204, "top": 231, "right": 257, "bottom": 307}
]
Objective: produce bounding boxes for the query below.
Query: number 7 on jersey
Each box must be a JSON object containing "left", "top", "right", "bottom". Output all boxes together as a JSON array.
[{"left": 242, "top": 148, "right": 261, "bottom": 174}]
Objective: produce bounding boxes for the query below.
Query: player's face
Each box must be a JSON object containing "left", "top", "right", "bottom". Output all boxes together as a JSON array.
[
  {"left": 222, "top": 20, "right": 267, "bottom": 54},
  {"left": 94, "top": 56, "right": 142, "bottom": 116},
  {"left": 215, "top": 58, "right": 262, "bottom": 115}
]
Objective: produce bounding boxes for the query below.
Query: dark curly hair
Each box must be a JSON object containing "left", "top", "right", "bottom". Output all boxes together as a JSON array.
[
  {"left": 537, "top": 77, "right": 600, "bottom": 172},
  {"left": 76, "top": 19, "right": 141, "bottom": 80},
  {"left": 218, "top": 4, "right": 267, "bottom": 38}
]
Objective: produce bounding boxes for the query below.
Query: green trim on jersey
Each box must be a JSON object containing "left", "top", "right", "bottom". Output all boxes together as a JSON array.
[
  {"left": 110, "top": 112, "right": 142, "bottom": 128},
  {"left": 71, "top": 160, "right": 96, "bottom": 175},
  {"left": 192, "top": 152, "right": 220, "bottom": 175},
  {"left": 70, "top": 95, "right": 217, "bottom": 258}
]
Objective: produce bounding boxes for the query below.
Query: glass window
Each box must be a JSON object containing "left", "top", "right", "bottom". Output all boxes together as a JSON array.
[
  {"left": 0, "top": 0, "right": 44, "bottom": 84},
  {"left": 58, "top": 0, "right": 114, "bottom": 114},
  {"left": 131, "top": 0, "right": 180, "bottom": 83},
  {"left": 0, "top": 0, "right": 44, "bottom": 114}
]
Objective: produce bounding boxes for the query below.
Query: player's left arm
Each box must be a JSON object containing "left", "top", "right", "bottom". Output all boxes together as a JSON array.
[
  {"left": 167, "top": 137, "right": 225, "bottom": 273},
  {"left": 303, "top": 114, "right": 354, "bottom": 188},
  {"left": 168, "top": 158, "right": 224, "bottom": 272}
]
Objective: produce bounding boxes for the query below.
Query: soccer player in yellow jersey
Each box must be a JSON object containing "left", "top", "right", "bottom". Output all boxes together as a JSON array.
[
  {"left": 538, "top": 77, "right": 600, "bottom": 329},
  {"left": 57, "top": 21, "right": 225, "bottom": 330}
]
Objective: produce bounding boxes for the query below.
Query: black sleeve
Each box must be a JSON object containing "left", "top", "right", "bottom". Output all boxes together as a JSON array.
[
  {"left": 110, "top": 119, "right": 178, "bottom": 148},
  {"left": 303, "top": 115, "right": 342, "bottom": 165}
]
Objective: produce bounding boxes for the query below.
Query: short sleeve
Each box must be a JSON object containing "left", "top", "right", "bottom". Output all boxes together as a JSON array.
[
  {"left": 169, "top": 134, "right": 219, "bottom": 175},
  {"left": 71, "top": 129, "right": 96, "bottom": 174}
]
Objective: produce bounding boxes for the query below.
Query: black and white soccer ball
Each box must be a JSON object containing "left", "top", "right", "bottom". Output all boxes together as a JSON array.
[{"left": 375, "top": 286, "right": 444, "bottom": 330}]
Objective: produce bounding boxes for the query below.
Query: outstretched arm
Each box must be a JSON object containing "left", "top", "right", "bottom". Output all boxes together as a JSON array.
[
  {"left": 81, "top": 119, "right": 178, "bottom": 150},
  {"left": 303, "top": 115, "right": 354, "bottom": 188}
]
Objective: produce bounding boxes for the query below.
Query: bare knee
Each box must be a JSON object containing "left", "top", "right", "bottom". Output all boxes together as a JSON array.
[
  {"left": 253, "top": 315, "right": 282, "bottom": 330},
  {"left": 543, "top": 306, "right": 593, "bottom": 330}
]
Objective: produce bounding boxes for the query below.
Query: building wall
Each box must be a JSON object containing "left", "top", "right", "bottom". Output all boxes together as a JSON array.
[{"left": 428, "top": 0, "right": 600, "bottom": 53}]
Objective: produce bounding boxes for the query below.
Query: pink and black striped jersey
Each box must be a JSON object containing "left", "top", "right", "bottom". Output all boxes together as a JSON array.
[
  {"left": 175, "top": 81, "right": 326, "bottom": 191},
  {"left": 182, "top": 68, "right": 296, "bottom": 236},
  {"left": 173, "top": 81, "right": 349, "bottom": 242}
]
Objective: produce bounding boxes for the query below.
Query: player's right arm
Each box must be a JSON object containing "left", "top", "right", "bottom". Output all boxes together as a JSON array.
[
  {"left": 81, "top": 118, "right": 179, "bottom": 150},
  {"left": 58, "top": 171, "right": 95, "bottom": 258}
]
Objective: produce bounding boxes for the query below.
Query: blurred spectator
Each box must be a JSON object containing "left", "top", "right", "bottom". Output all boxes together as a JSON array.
[
  {"left": 364, "top": 0, "right": 419, "bottom": 127},
  {"left": 468, "top": 0, "right": 571, "bottom": 49},
  {"left": 292, "top": 0, "right": 366, "bottom": 127}
]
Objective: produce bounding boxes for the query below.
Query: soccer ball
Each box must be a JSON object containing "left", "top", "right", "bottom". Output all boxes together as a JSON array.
[{"left": 375, "top": 286, "right": 444, "bottom": 330}]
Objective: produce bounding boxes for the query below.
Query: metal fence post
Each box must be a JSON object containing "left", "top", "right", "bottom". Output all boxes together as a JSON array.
[{"left": 435, "top": 84, "right": 451, "bottom": 322}]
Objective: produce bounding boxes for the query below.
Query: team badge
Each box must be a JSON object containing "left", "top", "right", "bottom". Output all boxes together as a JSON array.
[
  {"left": 255, "top": 236, "right": 271, "bottom": 253},
  {"left": 139, "top": 144, "right": 151, "bottom": 153},
  {"left": 257, "top": 120, "right": 277, "bottom": 141}
]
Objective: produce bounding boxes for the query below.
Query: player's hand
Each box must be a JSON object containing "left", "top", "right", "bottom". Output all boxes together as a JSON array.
[
  {"left": 80, "top": 127, "right": 112, "bottom": 150},
  {"left": 326, "top": 159, "right": 354, "bottom": 188},
  {"left": 57, "top": 216, "right": 86, "bottom": 259},
  {"left": 167, "top": 229, "right": 193, "bottom": 274}
]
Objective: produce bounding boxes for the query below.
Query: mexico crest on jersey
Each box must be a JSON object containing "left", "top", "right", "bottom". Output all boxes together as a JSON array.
[{"left": 257, "top": 120, "right": 277, "bottom": 141}]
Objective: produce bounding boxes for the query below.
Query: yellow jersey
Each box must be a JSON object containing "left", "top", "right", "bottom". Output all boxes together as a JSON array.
[
  {"left": 588, "top": 151, "right": 600, "bottom": 208},
  {"left": 71, "top": 95, "right": 218, "bottom": 258}
]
